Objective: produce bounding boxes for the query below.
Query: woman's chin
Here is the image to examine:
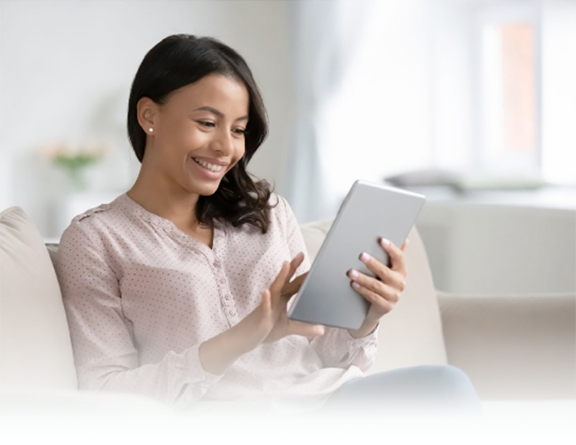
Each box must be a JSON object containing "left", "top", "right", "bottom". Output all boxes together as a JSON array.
[{"left": 190, "top": 180, "right": 221, "bottom": 196}]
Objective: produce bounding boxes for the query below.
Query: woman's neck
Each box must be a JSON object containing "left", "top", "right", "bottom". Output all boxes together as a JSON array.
[{"left": 126, "top": 179, "right": 202, "bottom": 231}]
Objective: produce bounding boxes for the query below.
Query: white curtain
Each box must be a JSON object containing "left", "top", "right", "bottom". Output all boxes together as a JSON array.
[
  {"left": 284, "top": 0, "right": 377, "bottom": 223},
  {"left": 284, "top": 0, "right": 432, "bottom": 223}
]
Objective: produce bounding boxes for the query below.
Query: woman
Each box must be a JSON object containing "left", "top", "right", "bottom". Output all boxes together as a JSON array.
[{"left": 54, "top": 34, "right": 481, "bottom": 416}]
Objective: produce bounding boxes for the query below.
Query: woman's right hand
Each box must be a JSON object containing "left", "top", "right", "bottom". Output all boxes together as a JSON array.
[
  {"left": 199, "top": 253, "right": 324, "bottom": 375},
  {"left": 234, "top": 252, "right": 325, "bottom": 353}
]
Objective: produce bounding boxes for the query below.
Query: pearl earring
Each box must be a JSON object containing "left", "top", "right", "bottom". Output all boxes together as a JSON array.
[{"left": 149, "top": 128, "right": 154, "bottom": 133}]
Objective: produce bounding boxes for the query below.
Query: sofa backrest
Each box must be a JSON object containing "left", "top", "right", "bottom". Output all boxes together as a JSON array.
[
  {"left": 0, "top": 206, "right": 77, "bottom": 390},
  {"left": 299, "top": 219, "right": 447, "bottom": 373}
]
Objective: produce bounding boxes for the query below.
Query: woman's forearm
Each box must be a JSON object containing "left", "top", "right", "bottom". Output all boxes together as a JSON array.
[{"left": 198, "top": 323, "right": 250, "bottom": 375}]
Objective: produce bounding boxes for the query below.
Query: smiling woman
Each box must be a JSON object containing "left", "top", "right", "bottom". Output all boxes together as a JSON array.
[
  {"left": 53, "top": 33, "right": 481, "bottom": 417},
  {"left": 129, "top": 73, "right": 253, "bottom": 234},
  {"left": 126, "top": 34, "right": 273, "bottom": 235}
]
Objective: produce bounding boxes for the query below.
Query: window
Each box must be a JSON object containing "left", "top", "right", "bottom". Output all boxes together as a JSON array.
[
  {"left": 431, "top": 0, "right": 576, "bottom": 184},
  {"left": 476, "top": 1, "right": 540, "bottom": 173},
  {"left": 482, "top": 22, "right": 537, "bottom": 171}
]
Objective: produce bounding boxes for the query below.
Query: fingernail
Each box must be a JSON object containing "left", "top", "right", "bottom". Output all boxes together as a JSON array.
[
  {"left": 349, "top": 269, "right": 359, "bottom": 279},
  {"left": 360, "top": 252, "right": 370, "bottom": 262},
  {"left": 380, "top": 238, "right": 390, "bottom": 247},
  {"left": 352, "top": 281, "right": 360, "bottom": 289}
]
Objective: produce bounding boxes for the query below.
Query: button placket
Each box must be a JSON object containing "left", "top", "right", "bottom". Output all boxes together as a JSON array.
[
  {"left": 209, "top": 224, "right": 236, "bottom": 321},
  {"left": 215, "top": 264, "right": 235, "bottom": 318},
  {"left": 215, "top": 265, "right": 231, "bottom": 300}
]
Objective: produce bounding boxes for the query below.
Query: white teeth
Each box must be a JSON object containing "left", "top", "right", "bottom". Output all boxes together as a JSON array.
[{"left": 192, "top": 157, "right": 224, "bottom": 172}]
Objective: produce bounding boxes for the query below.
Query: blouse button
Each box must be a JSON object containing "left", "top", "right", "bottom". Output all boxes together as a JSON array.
[
  {"left": 220, "top": 278, "right": 226, "bottom": 284},
  {"left": 225, "top": 294, "right": 231, "bottom": 300},
  {"left": 213, "top": 260, "right": 220, "bottom": 268},
  {"left": 229, "top": 310, "right": 236, "bottom": 316}
]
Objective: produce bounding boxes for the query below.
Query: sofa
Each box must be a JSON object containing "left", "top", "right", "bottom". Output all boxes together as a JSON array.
[
  {"left": 299, "top": 218, "right": 576, "bottom": 401},
  {"left": 1, "top": 204, "right": 575, "bottom": 425}
]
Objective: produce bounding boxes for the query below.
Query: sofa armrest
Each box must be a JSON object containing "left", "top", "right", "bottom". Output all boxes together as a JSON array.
[{"left": 437, "top": 291, "right": 575, "bottom": 400}]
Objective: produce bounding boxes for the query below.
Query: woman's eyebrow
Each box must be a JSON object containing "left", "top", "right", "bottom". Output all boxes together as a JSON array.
[{"left": 193, "top": 106, "right": 249, "bottom": 121}]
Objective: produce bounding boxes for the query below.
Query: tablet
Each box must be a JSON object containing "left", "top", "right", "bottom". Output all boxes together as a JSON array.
[{"left": 287, "top": 180, "right": 426, "bottom": 330}]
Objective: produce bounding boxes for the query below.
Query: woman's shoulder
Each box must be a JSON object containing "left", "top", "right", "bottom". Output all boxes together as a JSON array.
[
  {"left": 59, "top": 194, "right": 127, "bottom": 249},
  {"left": 266, "top": 190, "right": 286, "bottom": 218},
  {"left": 266, "top": 191, "right": 301, "bottom": 234},
  {"left": 267, "top": 190, "right": 282, "bottom": 207},
  {"left": 268, "top": 191, "right": 298, "bottom": 219}
]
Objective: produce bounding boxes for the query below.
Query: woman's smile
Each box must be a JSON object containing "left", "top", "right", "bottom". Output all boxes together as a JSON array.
[{"left": 190, "top": 156, "right": 227, "bottom": 179}]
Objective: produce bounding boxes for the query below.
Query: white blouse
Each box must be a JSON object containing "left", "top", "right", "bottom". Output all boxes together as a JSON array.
[{"left": 54, "top": 191, "right": 379, "bottom": 414}]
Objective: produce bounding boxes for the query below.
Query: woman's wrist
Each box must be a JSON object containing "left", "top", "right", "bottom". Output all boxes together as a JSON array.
[
  {"left": 347, "top": 318, "right": 380, "bottom": 339},
  {"left": 199, "top": 325, "right": 249, "bottom": 375}
]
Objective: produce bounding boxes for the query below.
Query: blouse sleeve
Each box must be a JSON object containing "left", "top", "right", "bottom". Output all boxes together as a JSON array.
[
  {"left": 54, "top": 218, "right": 224, "bottom": 409},
  {"left": 277, "top": 195, "right": 380, "bottom": 373}
]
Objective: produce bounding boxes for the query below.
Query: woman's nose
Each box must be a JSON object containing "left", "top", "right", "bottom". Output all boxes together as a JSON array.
[{"left": 211, "top": 128, "right": 235, "bottom": 155}]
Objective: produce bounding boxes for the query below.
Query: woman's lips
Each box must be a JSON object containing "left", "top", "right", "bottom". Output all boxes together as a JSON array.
[
  {"left": 192, "top": 156, "right": 229, "bottom": 167},
  {"left": 190, "top": 157, "right": 226, "bottom": 179}
]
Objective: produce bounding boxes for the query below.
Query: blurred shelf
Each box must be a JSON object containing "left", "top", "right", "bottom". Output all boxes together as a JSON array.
[{"left": 396, "top": 184, "right": 576, "bottom": 211}]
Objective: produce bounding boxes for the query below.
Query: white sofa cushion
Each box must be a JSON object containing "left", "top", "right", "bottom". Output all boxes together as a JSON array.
[
  {"left": 0, "top": 206, "right": 77, "bottom": 390},
  {"left": 299, "top": 219, "right": 448, "bottom": 373}
]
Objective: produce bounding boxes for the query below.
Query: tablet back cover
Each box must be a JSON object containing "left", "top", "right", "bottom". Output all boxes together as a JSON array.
[{"left": 287, "top": 180, "right": 426, "bottom": 330}]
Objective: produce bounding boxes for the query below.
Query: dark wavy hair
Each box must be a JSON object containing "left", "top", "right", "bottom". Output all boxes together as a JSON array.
[{"left": 127, "top": 34, "right": 278, "bottom": 234}]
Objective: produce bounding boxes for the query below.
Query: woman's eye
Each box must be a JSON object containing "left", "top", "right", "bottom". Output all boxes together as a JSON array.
[
  {"left": 234, "top": 128, "right": 246, "bottom": 135},
  {"left": 198, "top": 121, "right": 215, "bottom": 128}
]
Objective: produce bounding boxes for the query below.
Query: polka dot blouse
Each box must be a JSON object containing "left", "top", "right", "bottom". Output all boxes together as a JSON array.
[{"left": 54, "top": 191, "right": 379, "bottom": 413}]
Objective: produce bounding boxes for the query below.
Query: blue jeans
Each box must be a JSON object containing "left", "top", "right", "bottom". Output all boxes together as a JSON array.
[{"left": 322, "top": 365, "right": 482, "bottom": 416}]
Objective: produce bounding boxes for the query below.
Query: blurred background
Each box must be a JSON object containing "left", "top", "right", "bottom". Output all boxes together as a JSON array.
[{"left": 0, "top": 0, "right": 574, "bottom": 295}]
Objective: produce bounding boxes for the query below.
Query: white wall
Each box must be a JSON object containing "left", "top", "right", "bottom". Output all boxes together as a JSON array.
[
  {"left": 541, "top": 0, "right": 576, "bottom": 184},
  {"left": 0, "top": 0, "right": 294, "bottom": 238}
]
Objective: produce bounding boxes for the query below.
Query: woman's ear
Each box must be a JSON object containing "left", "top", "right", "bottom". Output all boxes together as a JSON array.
[{"left": 136, "top": 96, "right": 158, "bottom": 134}]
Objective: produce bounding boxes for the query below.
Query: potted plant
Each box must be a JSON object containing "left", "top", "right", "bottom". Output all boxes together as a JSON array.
[{"left": 39, "top": 140, "right": 110, "bottom": 191}]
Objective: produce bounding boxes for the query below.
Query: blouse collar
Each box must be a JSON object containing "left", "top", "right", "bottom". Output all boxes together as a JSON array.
[{"left": 116, "top": 192, "right": 226, "bottom": 253}]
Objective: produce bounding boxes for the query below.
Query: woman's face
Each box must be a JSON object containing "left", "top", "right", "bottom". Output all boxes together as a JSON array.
[{"left": 139, "top": 73, "right": 250, "bottom": 197}]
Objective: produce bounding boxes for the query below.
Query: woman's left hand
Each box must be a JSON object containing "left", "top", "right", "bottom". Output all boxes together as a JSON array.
[{"left": 346, "top": 237, "right": 409, "bottom": 338}]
